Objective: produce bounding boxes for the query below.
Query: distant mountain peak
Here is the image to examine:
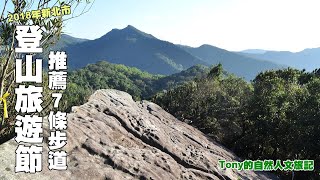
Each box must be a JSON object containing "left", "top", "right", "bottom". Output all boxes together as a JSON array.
[
  {"left": 240, "top": 49, "right": 267, "bottom": 54},
  {"left": 65, "top": 25, "right": 207, "bottom": 75},
  {"left": 99, "top": 25, "right": 157, "bottom": 41},
  {"left": 198, "top": 44, "right": 220, "bottom": 49},
  {"left": 200, "top": 44, "right": 211, "bottom": 47},
  {"left": 125, "top": 25, "right": 138, "bottom": 30},
  {"left": 106, "top": 25, "right": 156, "bottom": 40},
  {"left": 199, "top": 44, "right": 212, "bottom": 48}
]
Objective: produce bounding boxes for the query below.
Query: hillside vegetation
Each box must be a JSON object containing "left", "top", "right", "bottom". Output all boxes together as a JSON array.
[
  {"left": 0, "top": 59, "right": 318, "bottom": 179},
  {"left": 62, "top": 61, "right": 320, "bottom": 180},
  {"left": 60, "top": 61, "right": 209, "bottom": 111},
  {"left": 153, "top": 64, "right": 320, "bottom": 179}
]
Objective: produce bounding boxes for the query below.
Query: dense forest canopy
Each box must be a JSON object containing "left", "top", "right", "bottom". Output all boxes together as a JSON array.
[
  {"left": 153, "top": 65, "right": 320, "bottom": 179},
  {"left": 60, "top": 61, "right": 209, "bottom": 111}
]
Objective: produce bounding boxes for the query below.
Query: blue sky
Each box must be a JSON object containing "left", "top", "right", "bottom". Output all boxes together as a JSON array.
[
  {"left": 64, "top": 0, "right": 240, "bottom": 49},
  {"left": 4, "top": 0, "right": 320, "bottom": 52}
]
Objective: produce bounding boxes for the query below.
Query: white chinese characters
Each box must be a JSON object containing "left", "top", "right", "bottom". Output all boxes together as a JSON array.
[
  {"left": 15, "top": 115, "right": 43, "bottom": 143},
  {"left": 15, "top": 85, "right": 43, "bottom": 113},
  {"left": 15, "top": 145, "right": 42, "bottom": 173},
  {"left": 15, "top": 25, "right": 43, "bottom": 53},
  {"left": 15, "top": 25, "right": 44, "bottom": 174},
  {"left": 16, "top": 55, "right": 42, "bottom": 83},
  {"left": 47, "top": 50, "right": 68, "bottom": 170},
  {"left": 14, "top": 24, "right": 69, "bottom": 173}
]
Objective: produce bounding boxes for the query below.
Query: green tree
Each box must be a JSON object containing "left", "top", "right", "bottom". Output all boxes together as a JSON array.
[
  {"left": 0, "top": 0, "right": 93, "bottom": 142},
  {"left": 236, "top": 68, "right": 320, "bottom": 179},
  {"left": 153, "top": 64, "right": 252, "bottom": 145},
  {"left": 153, "top": 66, "right": 320, "bottom": 178}
]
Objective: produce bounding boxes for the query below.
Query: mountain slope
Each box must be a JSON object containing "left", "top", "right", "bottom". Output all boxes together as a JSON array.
[
  {"left": 65, "top": 25, "right": 208, "bottom": 75},
  {"left": 49, "top": 34, "right": 89, "bottom": 50},
  {"left": 180, "top": 44, "right": 285, "bottom": 80},
  {"left": 61, "top": 26, "right": 285, "bottom": 79},
  {"left": 64, "top": 61, "right": 211, "bottom": 111},
  {"left": 152, "top": 64, "right": 209, "bottom": 91},
  {"left": 240, "top": 48, "right": 320, "bottom": 71}
]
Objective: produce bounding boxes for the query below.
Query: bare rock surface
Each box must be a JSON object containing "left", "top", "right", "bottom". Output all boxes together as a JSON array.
[{"left": 0, "top": 89, "right": 278, "bottom": 180}]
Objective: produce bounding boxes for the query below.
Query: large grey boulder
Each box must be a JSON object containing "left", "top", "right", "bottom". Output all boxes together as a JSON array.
[{"left": 0, "top": 89, "right": 278, "bottom": 180}]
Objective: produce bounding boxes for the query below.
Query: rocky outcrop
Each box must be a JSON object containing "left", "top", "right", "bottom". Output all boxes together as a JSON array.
[{"left": 0, "top": 89, "right": 278, "bottom": 180}]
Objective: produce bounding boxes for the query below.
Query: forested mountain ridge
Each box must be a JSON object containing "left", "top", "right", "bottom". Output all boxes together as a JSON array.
[
  {"left": 239, "top": 48, "right": 320, "bottom": 71},
  {"left": 64, "top": 25, "right": 208, "bottom": 75},
  {"left": 180, "top": 44, "right": 285, "bottom": 80},
  {"left": 57, "top": 26, "right": 284, "bottom": 80}
]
